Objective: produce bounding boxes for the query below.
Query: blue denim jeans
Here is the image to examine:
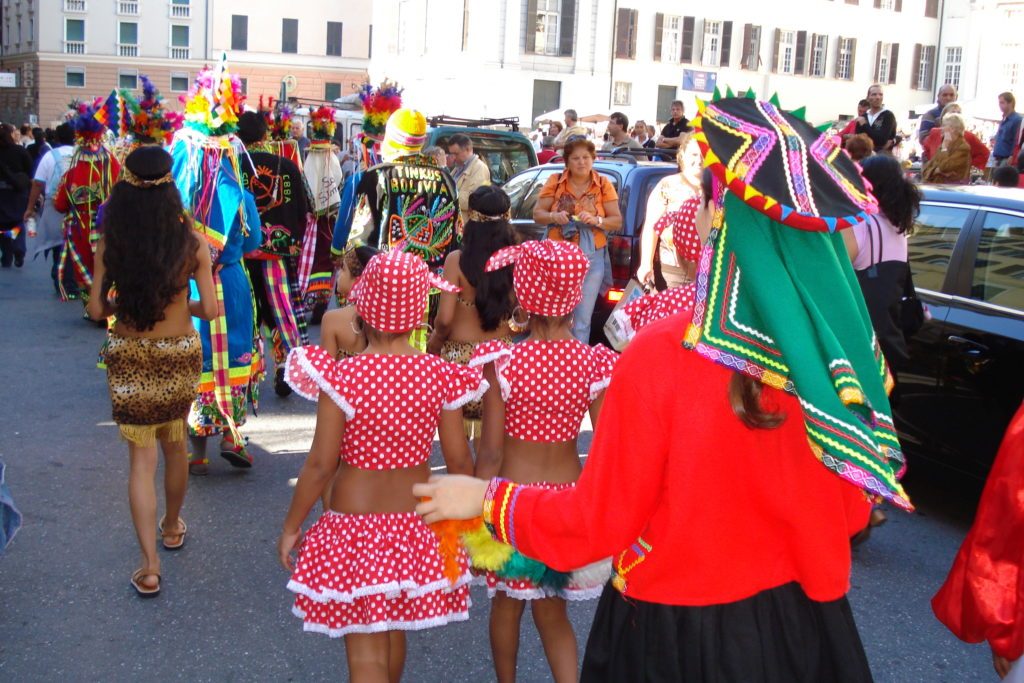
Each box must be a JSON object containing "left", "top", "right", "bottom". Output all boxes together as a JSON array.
[
  {"left": 571, "top": 244, "right": 607, "bottom": 344},
  {"left": 0, "top": 460, "right": 22, "bottom": 554}
]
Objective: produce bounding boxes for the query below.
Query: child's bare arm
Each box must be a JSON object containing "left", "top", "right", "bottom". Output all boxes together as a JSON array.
[
  {"left": 190, "top": 240, "right": 217, "bottom": 321},
  {"left": 86, "top": 239, "right": 116, "bottom": 320},
  {"left": 438, "top": 409, "right": 474, "bottom": 476},
  {"left": 473, "top": 363, "right": 506, "bottom": 479}
]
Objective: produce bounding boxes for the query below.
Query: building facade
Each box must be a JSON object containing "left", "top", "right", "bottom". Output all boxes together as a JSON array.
[
  {"left": 370, "top": 0, "right": 949, "bottom": 130},
  {"left": 0, "top": 0, "right": 370, "bottom": 127}
]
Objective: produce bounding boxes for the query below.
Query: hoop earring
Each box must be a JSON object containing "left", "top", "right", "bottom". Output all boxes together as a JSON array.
[
  {"left": 350, "top": 318, "right": 364, "bottom": 336},
  {"left": 419, "top": 321, "right": 434, "bottom": 335},
  {"left": 508, "top": 306, "right": 530, "bottom": 333}
]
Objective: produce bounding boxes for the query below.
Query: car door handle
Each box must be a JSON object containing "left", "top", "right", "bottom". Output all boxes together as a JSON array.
[{"left": 947, "top": 335, "right": 989, "bottom": 355}]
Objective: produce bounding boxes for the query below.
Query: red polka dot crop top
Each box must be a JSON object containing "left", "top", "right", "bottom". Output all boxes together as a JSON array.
[
  {"left": 285, "top": 345, "right": 488, "bottom": 469},
  {"left": 470, "top": 339, "right": 618, "bottom": 442}
]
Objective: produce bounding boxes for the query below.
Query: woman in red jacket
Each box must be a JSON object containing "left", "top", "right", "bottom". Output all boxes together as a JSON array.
[{"left": 416, "top": 96, "right": 911, "bottom": 681}]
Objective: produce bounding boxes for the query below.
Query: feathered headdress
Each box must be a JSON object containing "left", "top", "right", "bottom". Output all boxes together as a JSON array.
[
  {"left": 69, "top": 97, "right": 108, "bottom": 144},
  {"left": 309, "top": 106, "right": 337, "bottom": 141},
  {"left": 181, "top": 53, "right": 245, "bottom": 136},
  {"left": 128, "top": 75, "right": 183, "bottom": 144},
  {"left": 358, "top": 79, "right": 402, "bottom": 146},
  {"left": 94, "top": 89, "right": 137, "bottom": 139},
  {"left": 259, "top": 95, "right": 294, "bottom": 141}
]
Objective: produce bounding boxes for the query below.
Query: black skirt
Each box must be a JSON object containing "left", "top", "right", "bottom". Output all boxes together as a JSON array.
[{"left": 581, "top": 581, "right": 873, "bottom": 682}]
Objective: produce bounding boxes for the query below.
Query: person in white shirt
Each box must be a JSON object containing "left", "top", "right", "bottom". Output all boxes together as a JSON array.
[{"left": 23, "top": 123, "right": 77, "bottom": 295}]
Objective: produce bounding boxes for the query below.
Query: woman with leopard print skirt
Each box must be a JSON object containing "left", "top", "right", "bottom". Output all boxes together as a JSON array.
[{"left": 88, "top": 146, "right": 218, "bottom": 597}]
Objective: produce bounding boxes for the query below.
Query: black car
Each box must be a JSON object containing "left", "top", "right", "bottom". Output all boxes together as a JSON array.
[
  {"left": 500, "top": 152, "right": 677, "bottom": 343},
  {"left": 897, "top": 185, "right": 1024, "bottom": 480}
]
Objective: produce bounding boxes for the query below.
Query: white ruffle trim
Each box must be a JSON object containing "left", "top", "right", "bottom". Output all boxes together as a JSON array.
[
  {"left": 589, "top": 377, "right": 612, "bottom": 402},
  {"left": 291, "top": 603, "right": 472, "bottom": 639},
  {"left": 469, "top": 346, "right": 513, "bottom": 401},
  {"left": 468, "top": 348, "right": 512, "bottom": 368},
  {"left": 287, "top": 571, "right": 474, "bottom": 605},
  {"left": 442, "top": 378, "right": 491, "bottom": 411},
  {"left": 487, "top": 581, "right": 605, "bottom": 602},
  {"left": 286, "top": 348, "right": 355, "bottom": 420}
]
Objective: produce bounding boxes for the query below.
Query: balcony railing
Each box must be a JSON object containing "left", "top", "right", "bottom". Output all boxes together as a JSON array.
[
  {"left": 63, "top": 0, "right": 86, "bottom": 11},
  {"left": 169, "top": 46, "right": 190, "bottom": 59},
  {"left": 118, "top": 1, "right": 139, "bottom": 15},
  {"left": 170, "top": 4, "right": 190, "bottom": 18},
  {"left": 118, "top": 43, "right": 138, "bottom": 57},
  {"left": 64, "top": 40, "right": 86, "bottom": 54}
]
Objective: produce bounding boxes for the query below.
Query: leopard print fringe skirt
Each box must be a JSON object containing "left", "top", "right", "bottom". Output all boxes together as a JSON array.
[{"left": 105, "top": 331, "right": 202, "bottom": 447}]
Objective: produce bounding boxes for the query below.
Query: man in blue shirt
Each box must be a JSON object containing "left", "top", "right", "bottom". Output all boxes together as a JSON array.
[
  {"left": 918, "top": 84, "right": 958, "bottom": 144},
  {"left": 993, "top": 91, "right": 1022, "bottom": 166}
]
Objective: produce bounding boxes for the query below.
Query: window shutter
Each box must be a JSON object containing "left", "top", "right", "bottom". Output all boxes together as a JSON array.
[
  {"left": 795, "top": 30, "right": 807, "bottom": 74},
  {"left": 925, "top": 0, "right": 938, "bottom": 18},
  {"left": 771, "top": 28, "right": 781, "bottom": 73},
  {"left": 615, "top": 7, "right": 630, "bottom": 58},
  {"left": 559, "top": 0, "right": 575, "bottom": 57},
  {"left": 849, "top": 38, "right": 857, "bottom": 79},
  {"left": 911, "top": 43, "right": 921, "bottom": 88},
  {"left": 653, "top": 13, "right": 664, "bottom": 61},
  {"left": 629, "top": 9, "right": 638, "bottom": 59},
  {"left": 525, "top": 0, "right": 537, "bottom": 54},
  {"left": 721, "top": 21, "right": 733, "bottom": 67},
  {"left": 874, "top": 41, "right": 882, "bottom": 81},
  {"left": 873, "top": 0, "right": 881, "bottom": 7},
  {"left": 681, "top": 16, "right": 694, "bottom": 64},
  {"left": 895, "top": 0, "right": 902, "bottom": 11},
  {"left": 888, "top": 42, "right": 899, "bottom": 84},
  {"left": 834, "top": 36, "right": 842, "bottom": 78},
  {"left": 741, "top": 23, "right": 752, "bottom": 69}
]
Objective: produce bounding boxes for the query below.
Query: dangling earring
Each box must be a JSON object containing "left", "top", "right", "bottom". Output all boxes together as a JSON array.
[
  {"left": 418, "top": 321, "right": 434, "bottom": 335},
  {"left": 508, "top": 306, "right": 530, "bottom": 333},
  {"left": 350, "top": 318, "right": 364, "bottom": 336}
]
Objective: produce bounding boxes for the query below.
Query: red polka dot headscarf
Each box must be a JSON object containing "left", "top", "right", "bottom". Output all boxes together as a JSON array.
[
  {"left": 350, "top": 250, "right": 459, "bottom": 332},
  {"left": 485, "top": 240, "right": 589, "bottom": 317}
]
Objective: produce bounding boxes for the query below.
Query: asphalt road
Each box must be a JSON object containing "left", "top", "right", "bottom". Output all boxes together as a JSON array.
[{"left": 0, "top": 256, "right": 999, "bottom": 682}]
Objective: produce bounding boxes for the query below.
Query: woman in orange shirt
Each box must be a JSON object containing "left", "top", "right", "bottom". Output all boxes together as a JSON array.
[{"left": 532, "top": 138, "right": 622, "bottom": 343}]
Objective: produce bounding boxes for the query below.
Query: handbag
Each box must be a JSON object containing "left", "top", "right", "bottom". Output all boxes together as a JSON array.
[{"left": 899, "top": 264, "right": 925, "bottom": 337}]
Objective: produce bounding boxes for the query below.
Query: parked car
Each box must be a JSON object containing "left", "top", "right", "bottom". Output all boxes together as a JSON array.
[
  {"left": 500, "top": 151, "right": 678, "bottom": 343},
  {"left": 897, "top": 184, "right": 1024, "bottom": 481},
  {"left": 425, "top": 116, "right": 537, "bottom": 185}
]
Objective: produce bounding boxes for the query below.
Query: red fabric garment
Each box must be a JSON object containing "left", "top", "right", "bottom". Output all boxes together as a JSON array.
[
  {"left": 537, "top": 149, "right": 558, "bottom": 164},
  {"left": 491, "top": 312, "right": 871, "bottom": 606},
  {"left": 931, "top": 401, "right": 1024, "bottom": 661},
  {"left": 922, "top": 128, "right": 990, "bottom": 169},
  {"left": 839, "top": 120, "right": 858, "bottom": 138}
]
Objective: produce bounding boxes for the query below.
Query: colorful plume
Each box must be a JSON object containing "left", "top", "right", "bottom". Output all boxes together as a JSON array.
[
  {"left": 126, "top": 74, "right": 183, "bottom": 143},
  {"left": 309, "top": 106, "right": 337, "bottom": 141},
  {"left": 358, "top": 79, "right": 403, "bottom": 146},
  {"left": 69, "top": 97, "right": 108, "bottom": 144},
  {"left": 181, "top": 53, "right": 245, "bottom": 136}
]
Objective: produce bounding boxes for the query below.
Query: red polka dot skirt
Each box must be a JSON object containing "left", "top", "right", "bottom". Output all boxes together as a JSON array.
[{"left": 288, "top": 511, "right": 473, "bottom": 637}]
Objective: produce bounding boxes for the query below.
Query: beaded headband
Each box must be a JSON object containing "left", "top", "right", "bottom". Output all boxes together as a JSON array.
[
  {"left": 122, "top": 168, "right": 175, "bottom": 188},
  {"left": 467, "top": 209, "right": 511, "bottom": 223}
]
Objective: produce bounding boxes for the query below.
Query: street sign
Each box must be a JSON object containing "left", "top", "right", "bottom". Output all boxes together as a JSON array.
[
  {"left": 0, "top": 73, "right": 16, "bottom": 88},
  {"left": 682, "top": 70, "right": 716, "bottom": 94}
]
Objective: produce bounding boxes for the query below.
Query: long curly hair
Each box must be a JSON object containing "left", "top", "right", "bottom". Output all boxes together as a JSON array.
[
  {"left": 859, "top": 154, "right": 920, "bottom": 235},
  {"left": 102, "top": 148, "right": 198, "bottom": 331},
  {"left": 460, "top": 186, "right": 517, "bottom": 331}
]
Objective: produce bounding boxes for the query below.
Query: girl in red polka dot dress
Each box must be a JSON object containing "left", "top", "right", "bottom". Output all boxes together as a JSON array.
[
  {"left": 277, "top": 250, "right": 486, "bottom": 680},
  {"left": 469, "top": 239, "right": 618, "bottom": 683}
]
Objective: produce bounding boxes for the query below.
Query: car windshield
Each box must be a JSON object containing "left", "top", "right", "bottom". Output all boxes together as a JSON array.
[{"left": 436, "top": 133, "right": 534, "bottom": 184}]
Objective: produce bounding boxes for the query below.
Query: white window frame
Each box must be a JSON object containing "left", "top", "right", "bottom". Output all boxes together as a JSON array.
[
  {"left": 809, "top": 34, "right": 827, "bottom": 77},
  {"left": 64, "top": 17, "right": 86, "bottom": 54},
  {"left": 917, "top": 45, "right": 935, "bottom": 91},
  {"left": 944, "top": 46, "right": 962, "bottom": 89},
  {"left": 118, "top": 68, "right": 138, "bottom": 90},
  {"left": 879, "top": 0, "right": 895, "bottom": 9},
  {"left": 702, "top": 20, "right": 721, "bottom": 67},
  {"left": 1002, "top": 42, "right": 1021, "bottom": 89},
  {"left": 613, "top": 81, "right": 632, "bottom": 106},
  {"left": 779, "top": 30, "right": 796, "bottom": 75},
  {"left": 169, "top": 23, "right": 190, "bottom": 59},
  {"left": 170, "top": 0, "right": 190, "bottom": 19},
  {"left": 837, "top": 37, "right": 854, "bottom": 80},
  {"left": 65, "top": 66, "right": 86, "bottom": 88},
  {"left": 662, "top": 15, "right": 681, "bottom": 64},
  {"left": 876, "top": 42, "right": 892, "bottom": 83},
  {"left": 169, "top": 71, "right": 190, "bottom": 92},
  {"left": 535, "top": 0, "right": 560, "bottom": 56},
  {"left": 744, "top": 25, "right": 761, "bottom": 70},
  {"left": 118, "top": 20, "right": 138, "bottom": 57}
]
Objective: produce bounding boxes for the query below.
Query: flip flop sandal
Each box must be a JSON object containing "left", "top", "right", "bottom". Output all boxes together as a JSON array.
[
  {"left": 218, "top": 436, "right": 252, "bottom": 469},
  {"left": 159, "top": 516, "right": 187, "bottom": 550},
  {"left": 130, "top": 568, "right": 161, "bottom": 597}
]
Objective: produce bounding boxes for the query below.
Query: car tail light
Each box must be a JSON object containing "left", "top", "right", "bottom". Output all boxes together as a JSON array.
[
  {"left": 608, "top": 236, "right": 633, "bottom": 281},
  {"left": 607, "top": 289, "right": 624, "bottom": 303}
]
